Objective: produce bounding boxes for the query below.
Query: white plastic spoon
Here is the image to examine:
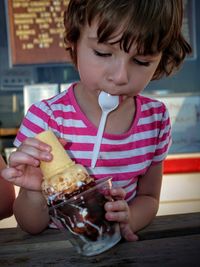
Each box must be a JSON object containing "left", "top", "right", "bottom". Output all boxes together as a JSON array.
[{"left": 91, "top": 91, "right": 119, "bottom": 168}]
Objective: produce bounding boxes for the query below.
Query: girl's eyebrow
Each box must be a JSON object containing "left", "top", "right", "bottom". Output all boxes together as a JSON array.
[
  {"left": 87, "top": 36, "right": 117, "bottom": 47},
  {"left": 135, "top": 53, "right": 162, "bottom": 62},
  {"left": 87, "top": 36, "right": 113, "bottom": 47},
  {"left": 87, "top": 34, "right": 162, "bottom": 58},
  {"left": 137, "top": 52, "right": 161, "bottom": 58}
]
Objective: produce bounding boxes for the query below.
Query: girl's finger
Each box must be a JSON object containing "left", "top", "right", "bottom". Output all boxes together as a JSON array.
[
  {"left": 105, "top": 210, "right": 129, "bottom": 223},
  {"left": 105, "top": 199, "right": 128, "bottom": 212},
  {"left": 1, "top": 167, "right": 22, "bottom": 178},
  {"left": 110, "top": 187, "right": 126, "bottom": 200},
  {"left": 1, "top": 167, "right": 23, "bottom": 181},
  {"left": 120, "top": 224, "right": 139, "bottom": 242},
  {"left": 9, "top": 151, "right": 41, "bottom": 168},
  {"left": 23, "top": 137, "right": 51, "bottom": 151},
  {"left": 20, "top": 145, "right": 52, "bottom": 162}
]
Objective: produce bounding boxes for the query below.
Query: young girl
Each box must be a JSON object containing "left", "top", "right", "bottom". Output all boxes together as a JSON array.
[
  {"left": 1, "top": 0, "right": 191, "bottom": 240},
  {"left": 0, "top": 155, "right": 15, "bottom": 220}
]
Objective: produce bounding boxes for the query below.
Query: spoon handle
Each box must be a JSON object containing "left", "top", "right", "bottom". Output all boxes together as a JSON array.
[{"left": 91, "top": 111, "right": 108, "bottom": 168}]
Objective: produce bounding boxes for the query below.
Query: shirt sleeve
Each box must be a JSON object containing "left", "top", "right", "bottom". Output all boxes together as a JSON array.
[
  {"left": 14, "top": 100, "right": 54, "bottom": 147},
  {"left": 152, "top": 103, "right": 172, "bottom": 164}
]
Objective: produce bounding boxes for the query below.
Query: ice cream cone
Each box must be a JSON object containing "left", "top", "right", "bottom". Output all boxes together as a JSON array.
[
  {"left": 36, "top": 130, "right": 74, "bottom": 179},
  {"left": 35, "top": 130, "right": 93, "bottom": 202}
]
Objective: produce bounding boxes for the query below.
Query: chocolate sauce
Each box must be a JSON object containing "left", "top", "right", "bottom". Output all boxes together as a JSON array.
[
  {"left": 47, "top": 181, "right": 96, "bottom": 206},
  {"left": 49, "top": 181, "right": 115, "bottom": 242}
]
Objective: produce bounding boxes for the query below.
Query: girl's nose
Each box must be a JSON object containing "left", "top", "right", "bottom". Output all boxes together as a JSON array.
[{"left": 108, "top": 60, "right": 129, "bottom": 85}]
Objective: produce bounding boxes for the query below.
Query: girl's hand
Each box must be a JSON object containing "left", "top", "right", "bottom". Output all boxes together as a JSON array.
[
  {"left": 104, "top": 187, "right": 138, "bottom": 242},
  {"left": 0, "top": 137, "right": 53, "bottom": 191}
]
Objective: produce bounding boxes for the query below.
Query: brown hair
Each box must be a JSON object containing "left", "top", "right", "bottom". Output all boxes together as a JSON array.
[{"left": 64, "top": 0, "right": 192, "bottom": 80}]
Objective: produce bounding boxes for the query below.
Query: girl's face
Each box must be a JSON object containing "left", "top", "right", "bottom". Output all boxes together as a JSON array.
[{"left": 76, "top": 20, "right": 162, "bottom": 97}]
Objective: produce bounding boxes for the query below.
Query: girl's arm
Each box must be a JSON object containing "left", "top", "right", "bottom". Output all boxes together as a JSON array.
[
  {"left": 13, "top": 188, "right": 49, "bottom": 234},
  {"left": 105, "top": 162, "right": 163, "bottom": 241},
  {"left": 0, "top": 155, "right": 15, "bottom": 220},
  {"left": 128, "top": 162, "right": 163, "bottom": 232},
  {"left": 0, "top": 137, "right": 52, "bottom": 233}
]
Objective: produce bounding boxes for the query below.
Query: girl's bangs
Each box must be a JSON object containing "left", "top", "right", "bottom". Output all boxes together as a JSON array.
[
  {"left": 87, "top": 0, "right": 175, "bottom": 56},
  {"left": 96, "top": 17, "right": 162, "bottom": 55}
]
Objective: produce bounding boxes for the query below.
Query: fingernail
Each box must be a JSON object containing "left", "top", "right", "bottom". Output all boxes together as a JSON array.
[
  {"left": 44, "top": 145, "right": 51, "bottom": 152},
  {"left": 107, "top": 203, "right": 112, "bottom": 209},
  {"left": 43, "top": 154, "right": 51, "bottom": 160}
]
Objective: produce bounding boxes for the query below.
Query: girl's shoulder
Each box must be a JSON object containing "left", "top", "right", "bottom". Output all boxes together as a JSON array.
[
  {"left": 137, "top": 94, "right": 167, "bottom": 112},
  {"left": 137, "top": 94, "right": 165, "bottom": 104},
  {"left": 29, "top": 84, "right": 75, "bottom": 113},
  {"left": 42, "top": 84, "right": 74, "bottom": 106}
]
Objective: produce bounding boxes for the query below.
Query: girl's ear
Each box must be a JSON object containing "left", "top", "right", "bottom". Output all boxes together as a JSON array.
[
  {"left": 65, "top": 44, "right": 75, "bottom": 64},
  {"left": 71, "top": 44, "right": 78, "bottom": 66},
  {"left": 70, "top": 44, "right": 74, "bottom": 53}
]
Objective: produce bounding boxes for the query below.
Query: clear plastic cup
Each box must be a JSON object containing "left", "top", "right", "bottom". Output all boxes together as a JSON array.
[{"left": 49, "top": 177, "right": 121, "bottom": 256}]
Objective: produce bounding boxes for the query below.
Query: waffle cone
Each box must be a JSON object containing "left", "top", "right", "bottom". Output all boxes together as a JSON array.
[{"left": 36, "top": 130, "right": 73, "bottom": 179}]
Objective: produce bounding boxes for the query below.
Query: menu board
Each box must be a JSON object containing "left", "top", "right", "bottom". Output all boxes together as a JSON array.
[
  {"left": 6, "top": 0, "right": 70, "bottom": 65},
  {"left": 6, "top": 0, "right": 196, "bottom": 65}
]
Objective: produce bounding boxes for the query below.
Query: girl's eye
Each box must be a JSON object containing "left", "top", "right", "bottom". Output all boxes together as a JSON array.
[
  {"left": 134, "top": 58, "right": 150, "bottom": 67},
  {"left": 93, "top": 50, "right": 111, "bottom": 57}
]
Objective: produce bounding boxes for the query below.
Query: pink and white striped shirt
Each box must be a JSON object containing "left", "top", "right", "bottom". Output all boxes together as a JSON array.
[{"left": 14, "top": 84, "right": 171, "bottom": 202}]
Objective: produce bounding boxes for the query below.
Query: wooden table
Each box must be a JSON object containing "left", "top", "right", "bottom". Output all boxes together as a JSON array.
[{"left": 0, "top": 212, "right": 199, "bottom": 267}]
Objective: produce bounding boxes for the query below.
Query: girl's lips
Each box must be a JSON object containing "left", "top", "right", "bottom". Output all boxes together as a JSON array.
[
  {"left": 98, "top": 90, "right": 130, "bottom": 105},
  {"left": 119, "top": 95, "right": 124, "bottom": 104}
]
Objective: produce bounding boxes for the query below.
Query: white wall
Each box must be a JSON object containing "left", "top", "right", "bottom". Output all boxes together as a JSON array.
[
  {"left": 0, "top": 186, "right": 19, "bottom": 228},
  {"left": 158, "top": 172, "right": 200, "bottom": 215}
]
